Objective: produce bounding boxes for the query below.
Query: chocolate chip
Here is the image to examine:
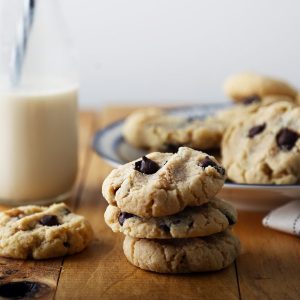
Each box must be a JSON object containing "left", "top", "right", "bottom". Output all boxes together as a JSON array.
[
  {"left": 159, "top": 224, "right": 170, "bottom": 233},
  {"left": 227, "top": 216, "right": 235, "bottom": 225},
  {"left": 172, "top": 219, "right": 181, "bottom": 225},
  {"left": 63, "top": 208, "right": 71, "bottom": 215},
  {"left": 39, "top": 215, "right": 60, "bottom": 226},
  {"left": 248, "top": 123, "right": 266, "bottom": 138},
  {"left": 5, "top": 270, "right": 17, "bottom": 276},
  {"left": 200, "top": 156, "right": 225, "bottom": 176},
  {"left": 118, "top": 212, "right": 135, "bottom": 226},
  {"left": 188, "top": 221, "right": 194, "bottom": 228},
  {"left": 276, "top": 128, "right": 299, "bottom": 151},
  {"left": 186, "top": 116, "right": 202, "bottom": 122},
  {"left": 163, "top": 143, "right": 182, "bottom": 153},
  {"left": 134, "top": 156, "right": 160, "bottom": 174},
  {"left": 242, "top": 95, "right": 261, "bottom": 105},
  {"left": 63, "top": 242, "right": 70, "bottom": 248},
  {"left": 0, "top": 281, "right": 49, "bottom": 299}
]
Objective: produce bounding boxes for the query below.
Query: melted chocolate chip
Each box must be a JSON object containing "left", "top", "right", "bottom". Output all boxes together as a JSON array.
[
  {"left": 200, "top": 156, "right": 225, "bottom": 176},
  {"left": 225, "top": 214, "right": 235, "bottom": 225},
  {"left": 248, "top": 123, "right": 266, "bottom": 138},
  {"left": 159, "top": 224, "right": 170, "bottom": 233},
  {"left": 172, "top": 219, "right": 181, "bottom": 225},
  {"left": 276, "top": 128, "right": 299, "bottom": 151},
  {"left": 242, "top": 95, "right": 261, "bottom": 105},
  {"left": 134, "top": 156, "right": 160, "bottom": 174},
  {"left": 118, "top": 212, "right": 135, "bottom": 226},
  {"left": 39, "top": 215, "right": 60, "bottom": 227},
  {"left": 5, "top": 270, "right": 17, "bottom": 276},
  {"left": 163, "top": 143, "right": 182, "bottom": 153},
  {"left": 0, "top": 281, "right": 49, "bottom": 299},
  {"left": 63, "top": 208, "right": 71, "bottom": 215},
  {"left": 188, "top": 221, "right": 194, "bottom": 228},
  {"left": 186, "top": 116, "right": 202, "bottom": 122},
  {"left": 63, "top": 242, "right": 70, "bottom": 248}
]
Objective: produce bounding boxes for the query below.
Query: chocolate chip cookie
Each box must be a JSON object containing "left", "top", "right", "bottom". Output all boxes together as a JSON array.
[
  {"left": 0, "top": 203, "right": 93, "bottom": 259},
  {"left": 122, "top": 108, "right": 223, "bottom": 151},
  {"left": 222, "top": 101, "right": 300, "bottom": 184},
  {"left": 102, "top": 147, "right": 225, "bottom": 217},
  {"left": 105, "top": 197, "right": 236, "bottom": 239},
  {"left": 223, "top": 72, "right": 297, "bottom": 103},
  {"left": 123, "top": 230, "right": 240, "bottom": 273},
  {"left": 215, "top": 95, "right": 295, "bottom": 129}
]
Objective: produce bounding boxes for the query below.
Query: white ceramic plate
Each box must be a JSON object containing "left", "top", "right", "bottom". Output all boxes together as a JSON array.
[{"left": 93, "top": 104, "right": 300, "bottom": 212}]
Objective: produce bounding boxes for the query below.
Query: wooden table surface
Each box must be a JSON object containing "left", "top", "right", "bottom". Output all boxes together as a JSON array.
[{"left": 0, "top": 108, "right": 299, "bottom": 300}]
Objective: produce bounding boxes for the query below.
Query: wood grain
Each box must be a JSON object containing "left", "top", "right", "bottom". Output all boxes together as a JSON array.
[
  {"left": 235, "top": 212, "right": 300, "bottom": 300},
  {"left": 55, "top": 108, "right": 240, "bottom": 300}
]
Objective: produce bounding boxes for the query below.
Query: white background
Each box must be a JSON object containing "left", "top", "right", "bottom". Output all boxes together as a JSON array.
[{"left": 36, "top": 0, "right": 300, "bottom": 107}]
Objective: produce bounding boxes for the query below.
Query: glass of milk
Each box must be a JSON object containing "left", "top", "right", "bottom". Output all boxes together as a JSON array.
[{"left": 0, "top": 0, "right": 78, "bottom": 205}]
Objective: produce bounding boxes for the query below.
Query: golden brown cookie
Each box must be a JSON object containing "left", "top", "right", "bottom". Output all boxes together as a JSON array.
[
  {"left": 223, "top": 72, "right": 297, "bottom": 103},
  {"left": 0, "top": 203, "right": 93, "bottom": 259}
]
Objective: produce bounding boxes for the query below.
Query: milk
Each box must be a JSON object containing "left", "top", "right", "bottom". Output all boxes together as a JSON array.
[{"left": 0, "top": 87, "right": 78, "bottom": 204}]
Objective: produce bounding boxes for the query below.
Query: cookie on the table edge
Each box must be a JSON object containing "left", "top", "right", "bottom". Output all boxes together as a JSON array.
[
  {"left": 102, "top": 147, "right": 226, "bottom": 217},
  {"left": 222, "top": 101, "right": 300, "bottom": 184},
  {"left": 0, "top": 203, "right": 93, "bottom": 259},
  {"left": 223, "top": 72, "right": 297, "bottom": 103},
  {"left": 123, "top": 230, "right": 240, "bottom": 273},
  {"left": 122, "top": 107, "right": 224, "bottom": 151},
  {"left": 104, "top": 197, "right": 237, "bottom": 239}
]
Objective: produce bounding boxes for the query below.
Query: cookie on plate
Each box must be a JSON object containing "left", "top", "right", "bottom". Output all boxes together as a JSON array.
[
  {"left": 222, "top": 101, "right": 300, "bottom": 184},
  {"left": 104, "top": 197, "right": 236, "bottom": 239},
  {"left": 123, "top": 230, "right": 240, "bottom": 273},
  {"left": 122, "top": 108, "right": 223, "bottom": 151},
  {"left": 223, "top": 72, "right": 297, "bottom": 103},
  {"left": 102, "top": 147, "right": 225, "bottom": 217},
  {"left": 0, "top": 203, "right": 93, "bottom": 259},
  {"left": 214, "top": 95, "right": 295, "bottom": 129}
]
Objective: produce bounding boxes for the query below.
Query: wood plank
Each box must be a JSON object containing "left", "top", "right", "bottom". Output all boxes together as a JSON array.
[
  {"left": 0, "top": 112, "right": 94, "bottom": 300},
  {"left": 235, "top": 211, "right": 300, "bottom": 300},
  {"left": 55, "top": 107, "right": 240, "bottom": 300}
]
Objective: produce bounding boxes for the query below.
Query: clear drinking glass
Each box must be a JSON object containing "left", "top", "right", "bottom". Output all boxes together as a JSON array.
[{"left": 0, "top": 0, "right": 78, "bottom": 205}]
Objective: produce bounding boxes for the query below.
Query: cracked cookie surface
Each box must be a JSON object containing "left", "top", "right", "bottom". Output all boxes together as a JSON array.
[
  {"left": 223, "top": 72, "right": 297, "bottom": 103},
  {"left": 123, "top": 230, "right": 240, "bottom": 273},
  {"left": 122, "top": 108, "right": 223, "bottom": 151},
  {"left": 105, "top": 197, "right": 236, "bottom": 239},
  {"left": 222, "top": 101, "right": 300, "bottom": 184},
  {"left": 0, "top": 203, "right": 93, "bottom": 259},
  {"left": 102, "top": 147, "right": 225, "bottom": 217}
]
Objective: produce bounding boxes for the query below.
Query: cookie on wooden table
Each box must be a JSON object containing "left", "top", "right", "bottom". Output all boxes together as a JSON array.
[
  {"left": 104, "top": 197, "right": 237, "bottom": 239},
  {"left": 102, "top": 147, "right": 225, "bottom": 217},
  {"left": 123, "top": 230, "right": 240, "bottom": 273},
  {"left": 0, "top": 203, "right": 93, "bottom": 259},
  {"left": 222, "top": 101, "right": 300, "bottom": 184}
]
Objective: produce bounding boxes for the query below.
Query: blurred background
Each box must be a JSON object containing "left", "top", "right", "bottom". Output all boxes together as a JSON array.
[{"left": 3, "top": 0, "right": 300, "bottom": 108}]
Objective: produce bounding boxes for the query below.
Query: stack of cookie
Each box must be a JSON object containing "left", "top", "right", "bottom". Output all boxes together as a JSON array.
[{"left": 103, "top": 147, "right": 240, "bottom": 273}]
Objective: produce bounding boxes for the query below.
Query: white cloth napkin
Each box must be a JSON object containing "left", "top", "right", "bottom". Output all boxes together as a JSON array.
[{"left": 262, "top": 200, "right": 300, "bottom": 236}]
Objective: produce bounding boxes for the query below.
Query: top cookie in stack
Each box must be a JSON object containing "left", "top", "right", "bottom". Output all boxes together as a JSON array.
[
  {"left": 103, "top": 147, "right": 240, "bottom": 273},
  {"left": 102, "top": 147, "right": 225, "bottom": 218}
]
